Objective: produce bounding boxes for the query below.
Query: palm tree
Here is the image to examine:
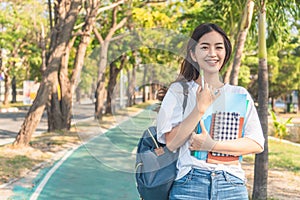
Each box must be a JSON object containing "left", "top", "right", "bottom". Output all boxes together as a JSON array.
[{"left": 252, "top": 1, "right": 268, "bottom": 199}]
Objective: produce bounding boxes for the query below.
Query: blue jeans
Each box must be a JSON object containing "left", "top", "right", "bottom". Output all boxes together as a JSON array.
[{"left": 169, "top": 168, "right": 248, "bottom": 200}]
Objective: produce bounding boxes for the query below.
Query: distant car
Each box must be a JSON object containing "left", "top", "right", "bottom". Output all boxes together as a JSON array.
[
  {"left": 275, "top": 100, "right": 286, "bottom": 108},
  {"left": 274, "top": 100, "right": 287, "bottom": 112}
]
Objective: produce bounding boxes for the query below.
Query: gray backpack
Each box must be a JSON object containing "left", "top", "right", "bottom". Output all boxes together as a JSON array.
[{"left": 135, "top": 82, "right": 188, "bottom": 200}]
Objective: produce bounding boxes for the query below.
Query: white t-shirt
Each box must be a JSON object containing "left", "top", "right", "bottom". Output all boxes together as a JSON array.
[{"left": 156, "top": 81, "right": 265, "bottom": 181}]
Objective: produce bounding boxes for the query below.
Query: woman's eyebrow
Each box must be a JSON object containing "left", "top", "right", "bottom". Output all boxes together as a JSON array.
[{"left": 199, "top": 42, "right": 224, "bottom": 45}]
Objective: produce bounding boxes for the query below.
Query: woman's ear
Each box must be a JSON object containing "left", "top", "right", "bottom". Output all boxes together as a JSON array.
[{"left": 190, "top": 50, "right": 197, "bottom": 62}]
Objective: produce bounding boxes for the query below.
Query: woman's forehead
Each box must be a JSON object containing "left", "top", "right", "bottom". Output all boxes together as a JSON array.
[{"left": 198, "top": 31, "right": 224, "bottom": 44}]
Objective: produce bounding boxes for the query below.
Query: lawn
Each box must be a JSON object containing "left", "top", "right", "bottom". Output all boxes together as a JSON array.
[{"left": 244, "top": 138, "right": 300, "bottom": 174}]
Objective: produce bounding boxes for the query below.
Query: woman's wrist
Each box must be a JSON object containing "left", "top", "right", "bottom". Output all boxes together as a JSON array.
[{"left": 194, "top": 106, "right": 205, "bottom": 118}]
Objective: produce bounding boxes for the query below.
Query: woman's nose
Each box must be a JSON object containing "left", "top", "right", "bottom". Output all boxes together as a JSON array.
[{"left": 208, "top": 47, "right": 216, "bottom": 56}]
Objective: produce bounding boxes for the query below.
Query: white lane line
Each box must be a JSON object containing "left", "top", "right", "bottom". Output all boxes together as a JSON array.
[{"left": 29, "top": 146, "right": 79, "bottom": 200}]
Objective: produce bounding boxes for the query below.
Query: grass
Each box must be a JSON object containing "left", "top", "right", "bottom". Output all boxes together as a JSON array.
[
  {"left": 0, "top": 131, "right": 80, "bottom": 185},
  {"left": 0, "top": 155, "right": 40, "bottom": 184},
  {"left": 268, "top": 139, "right": 300, "bottom": 172},
  {"left": 243, "top": 138, "right": 300, "bottom": 174}
]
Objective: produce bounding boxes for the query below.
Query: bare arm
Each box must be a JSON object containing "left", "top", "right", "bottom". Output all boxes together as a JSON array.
[
  {"left": 165, "top": 107, "right": 204, "bottom": 151},
  {"left": 213, "top": 137, "right": 263, "bottom": 156},
  {"left": 166, "top": 83, "right": 212, "bottom": 151},
  {"left": 189, "top": 121, "right": 264, "bottom": 156}
]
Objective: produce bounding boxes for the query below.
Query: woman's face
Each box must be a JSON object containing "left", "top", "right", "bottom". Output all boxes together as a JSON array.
[{"left": 191, "top": 31, "right": 226, "bottom": 74}]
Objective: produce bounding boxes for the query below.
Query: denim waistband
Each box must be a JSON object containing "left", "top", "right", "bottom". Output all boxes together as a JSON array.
[{"left": 190, "top": 168, "right": 238, "bottom": 182}]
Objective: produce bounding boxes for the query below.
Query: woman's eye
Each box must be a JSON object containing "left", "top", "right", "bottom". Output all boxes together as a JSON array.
[
  {"left": 200, "top": 46, "right": 208, "bottom": 50},
  {"left": 216, "top": 46, "right": 224, "bottom": 49}
]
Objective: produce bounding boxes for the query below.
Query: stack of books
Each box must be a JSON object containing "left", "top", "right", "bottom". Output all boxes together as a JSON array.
[{"left": 191, "top": 92, "right": 249, "bottom": 165}]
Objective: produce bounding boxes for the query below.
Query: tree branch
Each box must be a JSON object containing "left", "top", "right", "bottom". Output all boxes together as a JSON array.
[
  {"left": 93, "top": 27, "right": 104, "bottom": 44},
  {"left": 97, "top": 0, "right": 125, "bottom": 15}
]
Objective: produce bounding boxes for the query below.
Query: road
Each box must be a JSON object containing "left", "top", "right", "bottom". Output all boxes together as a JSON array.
[{"left": 0, "top": 101, "right": 95, "bottom": 146}]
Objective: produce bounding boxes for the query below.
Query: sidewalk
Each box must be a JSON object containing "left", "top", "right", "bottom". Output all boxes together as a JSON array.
[{"left": 4, "top": 106, "right": 157, "bottom": 200}]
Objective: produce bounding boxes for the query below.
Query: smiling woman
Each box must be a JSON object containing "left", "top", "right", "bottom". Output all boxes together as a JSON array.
[{"left": 156, "top": 23, "right": 265, "bottom": 200}]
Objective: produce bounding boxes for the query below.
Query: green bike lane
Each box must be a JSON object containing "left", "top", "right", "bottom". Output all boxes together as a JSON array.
[{"left": 10, "top": 107, "right": 157, "bottom": 200}]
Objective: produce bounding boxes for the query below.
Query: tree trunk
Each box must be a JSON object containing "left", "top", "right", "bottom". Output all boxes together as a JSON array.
[
  {"left": 3, "top": 72, "right": 11, "bottom": 105},
  {"left": 40, "top": 23, "right": 47, "bottom": 75},
  {"left": 47, "top": 83, "right": 64, "bottom": 131},
  {"left": 105, "top": 57, "right": 123, "bottom": 114},
  {"left": 107, "top": 54, "right": 127, "bottom": 114},
  {"left": 95, "top": 77, "right": 106, "bottom": 119},
  {"left": 58, "top": 36, "right": 75, "bottom": 130},
  {"left": 70, "top": 0, "right": 100, "bottom": 95},
  {"left": 142, "top": 65, "right": 148, "bottom": 102},
  {"left": 93, "top": 4, "right": 128, "bottom": 119},
  {"left": 14, "top": 81, "right": 50, "bottom": 146},
  {"left": 95, "top": 41, "right": 109, "bottom": 119},
  {"left": 224, "top": 62, "right": 233, "bottom": 83},
  {"left": 297, "top": 89, "right": 300, "bottom": 113},
  {"left": 126, "top": 68, "right": 131, "bottom": 106},
  {"left": 11, "top": 76, "right": 16, "bottom": 103},
  {"left": 230, "top": 0, "right": 254, "bottom": 86},
  {"left": 252, "top": 3, "right": 269, "bottom": 199},
  {"left": 48, "top": 9, "right": 77, "bottom": 131},
  {"left": 13, "top": 0, "right": 81, "bottom": 147},
  {"left": 59, "top": 70, "right": 72, "bottom": 130},
  {"left": 131, "top": 66, "right": 137, "bottom": 104},
  {"left": 127, "top": 50, "right": 137, "bottom": 106}
]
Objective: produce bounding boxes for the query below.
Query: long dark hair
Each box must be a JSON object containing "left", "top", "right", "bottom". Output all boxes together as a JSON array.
[{"left": 177, "top": 23, "right": 232, "bottom": 82}]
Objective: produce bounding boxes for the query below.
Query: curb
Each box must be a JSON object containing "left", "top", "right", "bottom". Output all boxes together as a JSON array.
[
  {"left": 0, "top": 107, "right": 19, "bottom": 113},
  {"left": 268, "top": 136, "right": 300, "bottom": 147}
]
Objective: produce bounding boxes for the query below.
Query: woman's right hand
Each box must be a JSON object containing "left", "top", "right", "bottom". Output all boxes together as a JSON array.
[{"left": 196, "top": 83, "right": 213, "bottom": 114}]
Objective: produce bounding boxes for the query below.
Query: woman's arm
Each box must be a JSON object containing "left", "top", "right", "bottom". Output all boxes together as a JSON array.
[
  {"left": 165, "top": 107, "right": 204, "bottom": 151},
  {"left": 165, "top": 83, "right": 213, "bottom": 152},
  {"left": 189, "top": 121, "right": 264, "bottom": 156},
  {"left": 213, "top": 137, "right": 263, "bottom": 156}
]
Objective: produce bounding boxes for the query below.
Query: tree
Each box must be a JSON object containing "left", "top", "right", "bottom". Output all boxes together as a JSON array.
[
  {"left": 0, "top": 0, "right": 45, "bottom": 105},
  {"left": 93, "top": 3, "right": 128, "bottom": 119},
  {"left": 93, "top": 0, "right": 169, "bottom": 119},
  {"left": 252, "top": 1, "right": 268, "bottom": 199},
  {"left": 13, "top": 0, "right": 82, "bottom": 147},
  {"left": 229, "top": 0, "right": 254, "bottom": 85},
  {"left": 106, "top": 54, "right": 127, "bottom": 114}
]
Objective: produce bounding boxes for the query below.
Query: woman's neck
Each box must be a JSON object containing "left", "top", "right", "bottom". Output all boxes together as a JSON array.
[{"left": 196, "top": 73, "right": 224, "bottom": 89}]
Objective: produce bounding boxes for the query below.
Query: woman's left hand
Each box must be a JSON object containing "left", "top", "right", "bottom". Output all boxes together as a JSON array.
[{"left": 189, "top": 120, "right": 217, "bottom": 151}]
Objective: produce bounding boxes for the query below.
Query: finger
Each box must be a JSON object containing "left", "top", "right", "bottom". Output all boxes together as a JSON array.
[
  {"left": 189, "top": 146, "right": 195, "bottom": 151},
  {"left": 190, "top": 131, "right": 196, "bottom": 142},
  {"left": 204, "top": 82, "right": 209, "bottom": 90},
  {"left": 197, "top": 84, "right": 202, "bottom": 93}
]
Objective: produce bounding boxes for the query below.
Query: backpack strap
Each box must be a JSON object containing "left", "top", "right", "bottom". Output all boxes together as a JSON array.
[{"left": 179, "top": 82, "right": 189, "bottom": 115}]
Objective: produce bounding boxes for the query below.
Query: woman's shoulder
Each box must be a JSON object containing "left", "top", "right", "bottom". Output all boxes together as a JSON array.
[
  {"left": 224, "top": 83, "right": 248, "bottom": 94},
  {"left": 169, "top": 80, "right": 195, "bottom": 93}
]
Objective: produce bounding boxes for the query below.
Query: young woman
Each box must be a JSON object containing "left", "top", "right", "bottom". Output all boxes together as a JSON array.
[{"left": 156, "top": 23, "right": 265, "bottom": 200}]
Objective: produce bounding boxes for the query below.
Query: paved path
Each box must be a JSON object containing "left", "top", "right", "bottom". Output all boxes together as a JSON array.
[{"left": 8, "top": 107, "right": 157, "bottom": 200}]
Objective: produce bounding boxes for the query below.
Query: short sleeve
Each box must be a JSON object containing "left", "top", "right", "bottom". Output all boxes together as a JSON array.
[
  {"left": 156, "top": 83, "right": 185, "bottom": 144},
  {"left": 243, "top": 92, "right": 265, "bottom": 149}
]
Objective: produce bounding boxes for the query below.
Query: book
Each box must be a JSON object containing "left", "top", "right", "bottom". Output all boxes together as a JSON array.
[
  {"left": 191, "top": 92, "right": 249, "bottom": 164},
  {"left": 206, "top": 112, "right": 244, "bottom": 165}
]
